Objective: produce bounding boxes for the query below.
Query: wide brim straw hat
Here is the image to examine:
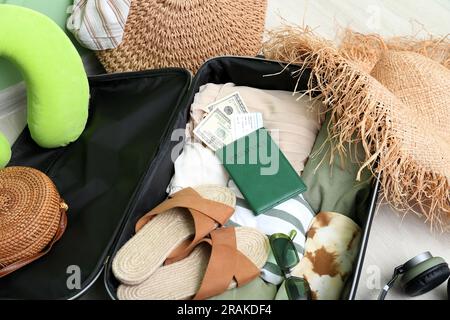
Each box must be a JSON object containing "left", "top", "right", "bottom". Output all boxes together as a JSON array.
[
  {"left": 97, "top": 0, "right": 267, "bottom": 74},
  {"left": 263, "top": 27, "right": 450, "bottom": 230}
]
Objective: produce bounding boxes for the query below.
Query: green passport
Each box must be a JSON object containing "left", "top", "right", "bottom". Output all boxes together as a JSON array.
[{"left": 216, "top": 128, "right": 307, "bottom": 215}]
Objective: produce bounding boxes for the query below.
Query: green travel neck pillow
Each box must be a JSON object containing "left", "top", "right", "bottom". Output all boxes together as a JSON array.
[
  {"left": 0, "top": 4, "right": 89, "bottom": 168},
  {"left": 0, "top": 133, "right": 11, "bottom": 168}
]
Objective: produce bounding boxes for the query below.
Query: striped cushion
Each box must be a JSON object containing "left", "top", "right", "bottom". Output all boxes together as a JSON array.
[
  {"left": 226, "top": 181, "right": 315, "bottom": 285},
  {"left": 67, "top": 0, "right": 131, "bottom": 50}
]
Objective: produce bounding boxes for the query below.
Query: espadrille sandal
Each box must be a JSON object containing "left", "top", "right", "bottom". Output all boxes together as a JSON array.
[
  {"left": 112, "top": 185, "right": 236, "bottom": 285},
  {"left": 117, "top": 227, "right": 269, "bottom": 300}
]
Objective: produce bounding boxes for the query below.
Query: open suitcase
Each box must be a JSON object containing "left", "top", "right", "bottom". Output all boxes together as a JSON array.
[{"left": 1, "top": 56, "right": 379, "bottom": 300}]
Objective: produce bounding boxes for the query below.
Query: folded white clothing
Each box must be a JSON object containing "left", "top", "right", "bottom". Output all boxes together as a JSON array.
[{"left": 166, "top": 140, "right": 229, "bottom": 195}]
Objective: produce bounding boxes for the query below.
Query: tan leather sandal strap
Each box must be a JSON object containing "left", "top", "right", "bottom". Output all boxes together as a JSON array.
[
  {"left": 193, "top": 228, "right": 260, "bottom": 300},
  {"left": 136, "top": 188, "right": 234, "bottom": 264},
  {"left": 234, "top": 250, "right": 260, "bottom": 286},
  {"left": 135, "top": 188, "right": 233, "bottom": 232},
  {"left": 0, "top": 206, "right": 68, "bottom": 278},
  {"left": 165, "top": 209, "right": 218, "bottom": 264},
  {"left": 193, "top": 228, "right": 237, "bottom": 300},
  {"left": 135, "top": 188, "right": 198, "bottom": 231}
]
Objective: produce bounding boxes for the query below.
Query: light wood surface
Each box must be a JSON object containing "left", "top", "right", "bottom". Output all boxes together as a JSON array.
[
  {"left": 0, "top": 0, "right": 448, "bottom": 300},
  {"left": 358, "top": 204, "right": 450, "bottom": 300}
]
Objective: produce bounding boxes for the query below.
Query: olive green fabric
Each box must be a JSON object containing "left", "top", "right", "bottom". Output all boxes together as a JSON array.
[
  {"left": 301, "top": 113, "right": 373, "bottom": 220},
  {"left": 209, "top": 277, "right": 277, "bottom": 300},
  {"left": 0, "top": 0, "right": 88, "bottom": 90}
]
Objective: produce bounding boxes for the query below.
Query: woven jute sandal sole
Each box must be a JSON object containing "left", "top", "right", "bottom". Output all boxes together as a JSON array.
[
  {"left": 117, "top": 227, "right": 269, "bottom": 300},
  {"left": 112, "top": 185, "right": 235, "bottom": 285}
]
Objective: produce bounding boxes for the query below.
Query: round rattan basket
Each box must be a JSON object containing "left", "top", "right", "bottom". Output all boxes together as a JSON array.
[{"left": 0, "top": 166, "right": 67, "bottom": 268}]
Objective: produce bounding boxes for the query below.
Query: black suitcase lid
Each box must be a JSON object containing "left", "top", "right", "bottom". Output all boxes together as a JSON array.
[
  {"left": 2, "top": 57, "right": 379, "bottom": 300},
  {"left": 2, "top": 68, "right": 191, "bottom": 299}
]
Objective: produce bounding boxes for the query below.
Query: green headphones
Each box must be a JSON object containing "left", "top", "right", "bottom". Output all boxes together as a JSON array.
[{"left": 379, "top": 252, "right": 450, "bottom": 300}]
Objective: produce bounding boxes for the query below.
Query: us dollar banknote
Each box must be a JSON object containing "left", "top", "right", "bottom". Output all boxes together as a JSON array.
[{"left": 194, "top": 92, "right": 249, "bottom": 151}]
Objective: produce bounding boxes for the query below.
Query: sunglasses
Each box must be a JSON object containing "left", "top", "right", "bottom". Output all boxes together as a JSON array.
[{"left": 269, "top": 230, "right": 311, "bottom": 300}]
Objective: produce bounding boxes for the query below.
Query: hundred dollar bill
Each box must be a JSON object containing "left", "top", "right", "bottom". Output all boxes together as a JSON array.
[
  {"left": 206, "top": 92, "right": 249, "bottom": 113},
  {"left": 194, "top": 92, "right": 249, "bottom": 151}
]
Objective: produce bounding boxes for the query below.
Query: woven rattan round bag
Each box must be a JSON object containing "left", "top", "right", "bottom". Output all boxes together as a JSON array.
[{"left": 0, "top": 166, "right": 68, "bottom": 277}]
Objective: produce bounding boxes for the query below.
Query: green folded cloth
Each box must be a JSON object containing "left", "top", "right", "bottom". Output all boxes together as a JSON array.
[
  {"left": 301, "top": 113, "right": 373, "bottom": 220},
  {"left": 209, "top": 277, "right": 277, "bottom": 300}
]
